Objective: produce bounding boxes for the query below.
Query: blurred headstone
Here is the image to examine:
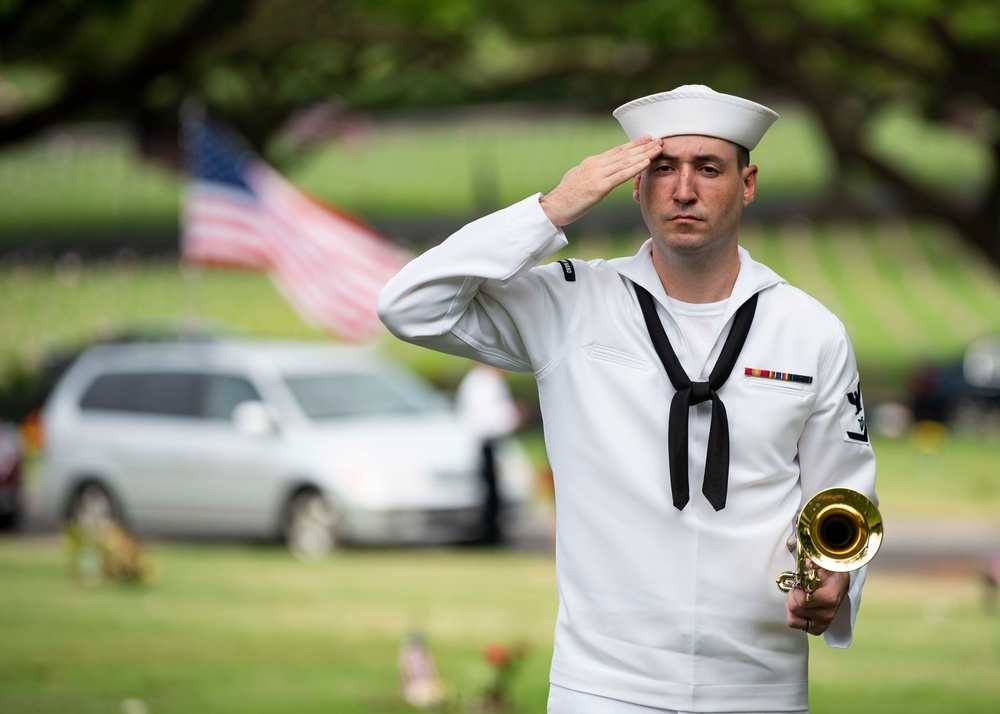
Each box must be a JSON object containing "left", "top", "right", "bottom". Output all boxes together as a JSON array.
[
  {"left": 871, "top": 401, "right": 913, "bottom": 439},
  {"left": 120, "top": 698, "right": 150, "bottom": 714}
]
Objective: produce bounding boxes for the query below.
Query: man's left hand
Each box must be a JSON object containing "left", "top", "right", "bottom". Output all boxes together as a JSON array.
[{"left": 785, "top": 566, "right": 849, "bottom": 636}]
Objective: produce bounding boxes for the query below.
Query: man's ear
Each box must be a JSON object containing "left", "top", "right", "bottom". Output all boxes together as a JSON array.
[
  {"left": 632, "top": 173, "right": 642, "bottom": 204},
  {"left": 742, "top": 165, "right": 758, "bottom": 207}
]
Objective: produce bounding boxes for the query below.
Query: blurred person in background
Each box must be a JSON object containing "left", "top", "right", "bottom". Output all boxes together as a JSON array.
[
  {"left": 456, "top": 364, "right": 524, "bottom": 545},
  {"left": 378, "top": 85, "right": 877, "bottom": 714}
]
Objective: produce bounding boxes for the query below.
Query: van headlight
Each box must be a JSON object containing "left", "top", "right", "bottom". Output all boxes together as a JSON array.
[{"left": 338, "top": 467, "right": 381, "bottom": 500}]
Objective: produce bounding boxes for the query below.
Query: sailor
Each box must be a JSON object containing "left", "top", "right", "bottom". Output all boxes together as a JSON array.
[{"left": 378, "top": 84, "right": 878, "bottom": 714}]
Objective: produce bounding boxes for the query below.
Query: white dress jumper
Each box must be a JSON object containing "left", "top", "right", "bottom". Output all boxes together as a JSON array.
[{"left": 377, "top": 195, "right": 877, "bottom": 713}]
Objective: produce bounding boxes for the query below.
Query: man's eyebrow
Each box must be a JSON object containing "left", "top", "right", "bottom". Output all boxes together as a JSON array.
[{"left": 654, "top": 153, "right": 730, "bottom": 163}]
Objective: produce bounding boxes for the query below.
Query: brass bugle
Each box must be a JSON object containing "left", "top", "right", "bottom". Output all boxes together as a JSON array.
[{"left": 776, "top": 487, "right": 882, "bottom": 601}]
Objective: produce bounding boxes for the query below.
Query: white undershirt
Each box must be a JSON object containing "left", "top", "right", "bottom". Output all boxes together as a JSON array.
[{"left": 663, "top": 294, "right": 729, "bottom": 378}]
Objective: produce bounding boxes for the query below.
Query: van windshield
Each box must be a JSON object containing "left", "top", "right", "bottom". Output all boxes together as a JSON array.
[{"left": 283, "top": 371, "right": 449, "bottom": 420}]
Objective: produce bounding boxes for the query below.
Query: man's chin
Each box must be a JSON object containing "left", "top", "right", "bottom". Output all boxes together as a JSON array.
[
  {"left": 661, "top": 232, "right": 710, "bottom": 254},
  {"left": 650, "top": 232, "right": 739, "bottom": 268}
]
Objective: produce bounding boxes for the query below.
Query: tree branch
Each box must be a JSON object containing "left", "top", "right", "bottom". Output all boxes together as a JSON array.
[
  {"left": 709, "top": 0, "right": 995, "bottom": 262},
  {"left": 0, "top": 0, "right": 252, "bottom": 148}
]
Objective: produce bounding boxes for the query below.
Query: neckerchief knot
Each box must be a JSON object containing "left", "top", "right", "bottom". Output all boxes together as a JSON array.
[{"left": 689, "top": 381, "right": 713, "bottom": 404}]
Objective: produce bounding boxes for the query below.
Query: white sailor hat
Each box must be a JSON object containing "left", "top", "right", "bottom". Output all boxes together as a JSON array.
[{"left": 613, "top": 84, "right": 778, "bottom": 151}]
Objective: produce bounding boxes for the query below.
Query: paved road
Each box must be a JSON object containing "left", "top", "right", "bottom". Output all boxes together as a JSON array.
[
  {"left": 511, "top": 505, "right": 1000, "bottom": 571},
  {"left": 11, "top": 493, "right": 1000, "bottom": 574}
]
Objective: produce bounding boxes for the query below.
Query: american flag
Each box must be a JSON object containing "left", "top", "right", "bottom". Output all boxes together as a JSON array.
[{"left": 181, "top": 113, "right": 409, "bottom": 341}]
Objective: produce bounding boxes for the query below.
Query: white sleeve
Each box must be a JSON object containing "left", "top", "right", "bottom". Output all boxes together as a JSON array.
[
  {"left": 377, "top": 194, "right": 577, "bottom": 372},
  {"left": 796, "top": 321, "right": 878, "bottom": 648}
]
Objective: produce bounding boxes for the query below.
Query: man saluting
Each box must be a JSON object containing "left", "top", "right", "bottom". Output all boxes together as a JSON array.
[{"left": 378, "top": 85, "right": 877, "bottom": 714}]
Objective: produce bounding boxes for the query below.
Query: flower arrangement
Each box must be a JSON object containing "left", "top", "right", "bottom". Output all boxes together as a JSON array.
[
  {"left": 397, "top": 634, "right": 533, "bottom": 713},
  {"left": 65, "top": 522, "right": 154, "bottom": 586},
  {"left": 478, "top": 640, "right": 531, "bottom": 712}
]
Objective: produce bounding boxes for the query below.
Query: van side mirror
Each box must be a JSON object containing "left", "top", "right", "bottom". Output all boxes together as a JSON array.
[{"left": 232, "top": 401, "right": 279, "bottom": 436}]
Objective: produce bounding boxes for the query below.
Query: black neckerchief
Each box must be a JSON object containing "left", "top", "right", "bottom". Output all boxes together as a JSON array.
[{"left": 632, "top": 282, "right": 759, "bottom": 511}]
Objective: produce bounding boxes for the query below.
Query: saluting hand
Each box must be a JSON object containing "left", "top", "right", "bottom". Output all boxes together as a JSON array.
[
  {"left": 785, "top": 565, "right": 850, "bottom": 636},
  {"left": 540, "top": 135, "right": 663, "bottom": 227}
]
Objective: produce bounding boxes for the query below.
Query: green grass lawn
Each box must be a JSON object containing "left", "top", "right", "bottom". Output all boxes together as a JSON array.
[
  {"left": 869, "top": 432, "right": 1000, "bottom": 522},
  {"left": 0, "top": 539, "right": 997, "bottom": 714},
  {"left": 3, "top": 424, "right": 995, "bottom": 712}
]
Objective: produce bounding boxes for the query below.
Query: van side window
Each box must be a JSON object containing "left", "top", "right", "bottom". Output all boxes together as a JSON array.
[
  {"left": 204, "top": 376, "right": 262, "bottom": 420},
  {"left": 79, "top": 373, "right": 202, "bottom": 417}
]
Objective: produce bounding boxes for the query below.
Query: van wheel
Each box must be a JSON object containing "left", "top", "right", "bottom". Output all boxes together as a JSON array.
[
  {"left": 284, "top": 490, "right": 338, "bottom": 560},
  {"left": 69, "top": 483, "right": 119, "bottom": 535}
]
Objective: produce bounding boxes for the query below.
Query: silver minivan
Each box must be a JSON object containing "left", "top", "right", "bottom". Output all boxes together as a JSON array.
[{"left": 38, "top": 340, "right": 535, "bottom": 557}]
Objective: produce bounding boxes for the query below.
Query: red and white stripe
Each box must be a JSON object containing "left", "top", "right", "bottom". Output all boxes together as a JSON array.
[
  {"left": 180, "top": 164, "right": 409, "bottom": 341},
  {"left": 250, "top": 165, "right": 408, "bottom": 341},
  {"left": 182, "top": 182, "right": 272, "bottom": 269}
]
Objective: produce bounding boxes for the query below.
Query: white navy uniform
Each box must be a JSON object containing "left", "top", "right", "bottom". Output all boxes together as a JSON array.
[{"left": 377, "top": 194, "right": 877, "bottom": 713}]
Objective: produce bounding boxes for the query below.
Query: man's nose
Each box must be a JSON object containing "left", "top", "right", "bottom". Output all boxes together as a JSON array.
[{"left": 674, "top": 167, "right": 697, "bottom": 203}]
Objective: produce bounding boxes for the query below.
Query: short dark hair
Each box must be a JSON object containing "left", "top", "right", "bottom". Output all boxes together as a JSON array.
[{"left": 736, "top": 144, "right": 750, "bottom": 170}]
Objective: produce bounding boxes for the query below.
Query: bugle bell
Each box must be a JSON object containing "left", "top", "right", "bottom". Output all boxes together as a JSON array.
[{"left": 776, "top": 487, "right": 882, "bottom": 601}]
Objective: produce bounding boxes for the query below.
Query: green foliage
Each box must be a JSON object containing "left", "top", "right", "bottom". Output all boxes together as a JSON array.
[
  {"left": 1, "top": 0, "right": 205, "bottom": 70},
  {"left": 0, "top": 357, "right": 48, "bottom": 423},
  {"left": 2, "top": 0, "right": 999, "bottom": 268},
  {"left": 4, "top": 0, "right": 995, "bottom": 144}
]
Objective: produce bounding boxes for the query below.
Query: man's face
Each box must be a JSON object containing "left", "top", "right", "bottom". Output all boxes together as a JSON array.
[{"left": 632, "top": 135, "right": 757, "bottom": 261}]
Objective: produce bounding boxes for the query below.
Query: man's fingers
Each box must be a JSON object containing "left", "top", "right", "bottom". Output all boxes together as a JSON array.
[
  {"left": 540, "top": 136, "right": 661, "bottom": 227},
  {"left": 585, "top": 137, "right": 662, "bottom": 192},
  {"left": 785, "top": 575, "right": 847, "bottom": 636},
  {"left": 597, "top": 136, "right": 662, "bottom": 172},
  {"left": 786, "top": 612, "right": 826, "bottom": 636},
  {"left": 786, "top": 596, "right": 833, "bottom": 635}
]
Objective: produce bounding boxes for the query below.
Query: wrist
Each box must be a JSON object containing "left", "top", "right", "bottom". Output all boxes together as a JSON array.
[{"left": 538, "top": 192, "right": 565, "bottom": 227}]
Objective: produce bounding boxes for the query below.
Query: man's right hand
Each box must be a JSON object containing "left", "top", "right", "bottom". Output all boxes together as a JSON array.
[{"left": 539, "top": 135, "right": 663, "bottom": 227}]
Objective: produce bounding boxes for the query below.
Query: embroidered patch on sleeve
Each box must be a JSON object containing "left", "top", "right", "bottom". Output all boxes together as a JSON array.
[
  {"left": 840, "top": 378, "right": 870, "bottom": 444},
  {"left": 557, "top": 259, "right": 576, "bottom": 282}
]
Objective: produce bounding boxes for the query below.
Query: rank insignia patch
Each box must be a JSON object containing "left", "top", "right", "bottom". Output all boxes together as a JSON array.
[{"left": 840, "top": 379, "right": 870, "bottom": 444}]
